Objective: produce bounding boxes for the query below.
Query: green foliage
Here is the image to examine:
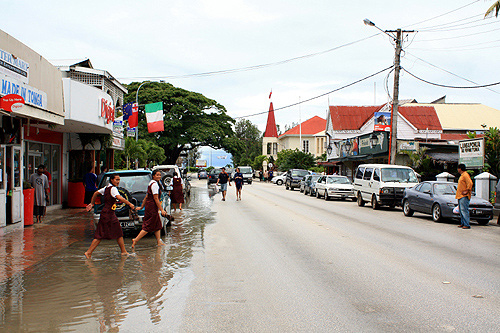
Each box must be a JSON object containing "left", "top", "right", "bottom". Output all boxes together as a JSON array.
[
  {"left": 404, "top": 147, "right": 432, "bottom": 173},
  {"left": 231, "top": 119, "right": 262, "bottom": 166},
  {"left": 484, "top": 127, "right": 500, "bottom": 177},
  {"left": 467, "top": 131, "right": 477, "bottom": 139},
  {"left": 206, "top": 166, "right": 214, "bottom": 173},
  {"left": 485, "top": 1, "right": 500, "bottom": 17},
  {"left": 125, "top": 81, "right": 235, "bottom": 164},
  {"left": 309, "top": 166, "right": 324, "bottom": 173},
  {"left": 114, "top": 138, "right": 166, "bottom": 169},
  {"left": 252, "top": 155, "right": 268, "bottom": 171},
  {"left": 276, "top": 149, "right": 316, "bottom": 171},
  {"left": 138, "top": 139, "right": 166, "bottom": 167}
]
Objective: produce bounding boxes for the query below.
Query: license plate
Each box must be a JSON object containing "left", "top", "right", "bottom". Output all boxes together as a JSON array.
[
  {"left": 120, "top": 222, "right": 135, "bottom": 227},
  {"left": 473, "top": 210, "right": 482, "bottom": 215}
]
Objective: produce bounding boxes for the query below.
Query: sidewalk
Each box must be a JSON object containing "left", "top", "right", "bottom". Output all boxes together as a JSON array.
[{"left": 0, "top": 207, "right": 92, "bottom": 282}]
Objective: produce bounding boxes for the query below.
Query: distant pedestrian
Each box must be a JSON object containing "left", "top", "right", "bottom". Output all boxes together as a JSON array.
[
  {"left": 29, "top": 165, "right": 49, "bottom": 223},
  {"left": 456, "top": 164, "right": 473, "bottom": 229},
  {"left": 216, "top": 167, "right": 231, "bottom": 201},
  {"left": 234, "top": 167, "right": 243, "bottom": 201},
  {"left": 132, "top": 170, "right": 167, "bottom": 248},
  {"left": 268, "top": 170, "right": 274, "bottom": 182},
  {"left": 264, "top": 170, "right": 268, "bottom": 183},
  {"left": 97, "top": 166, "right": 108, "bottom": 186},
  {"left": 85, "top": 174, "right": 135, "bottom": 259},
  {"left": 169, "top": 172, "right": 184, "bottom": 211},
  {"left": 259, "top": 170, "right": 263, "bottom": 182},
  {"left": 83, "top": 166, "right": 98, "bottom": 205}
]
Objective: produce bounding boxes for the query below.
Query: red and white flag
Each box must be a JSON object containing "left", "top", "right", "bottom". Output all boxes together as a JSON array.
[{"left": 128, "top": 103, "right": 139, "bottom": 128}]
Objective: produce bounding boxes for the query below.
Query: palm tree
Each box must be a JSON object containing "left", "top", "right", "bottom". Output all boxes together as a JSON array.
[{"left": 485, "top": 1, "right": 500, "bottom": 17}]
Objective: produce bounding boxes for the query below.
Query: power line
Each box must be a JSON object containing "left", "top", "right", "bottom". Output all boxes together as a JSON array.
[
  {"left": 117, "top": 33, "right": 380, "bottom": 81},
  {"left": 419, "top": 17, "right": 498, "bottom": 33},
  {"left": 412, "top": 26, "right": 500, "bottom": 42},
  {"left": 234, "top": 66, "right": 394, "bottom": 119},
  {"left": 406, "top": 0, "right": 481, "bottom": 28},
  {"left": 403, "top": 68, "right": 500, "bottom": 89},
  {"left": 416, "top": 13, "right": 484, "bottom": 30}
]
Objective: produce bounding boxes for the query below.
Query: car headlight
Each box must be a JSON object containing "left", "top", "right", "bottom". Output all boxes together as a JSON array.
[{"left": 380, "top": 188, "right": 393, "bottom": 194}]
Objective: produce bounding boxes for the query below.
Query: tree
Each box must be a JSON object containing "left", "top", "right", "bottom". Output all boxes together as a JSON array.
[
  {"left": 125, "top": 81, "right": 235, "bottom": 165},
  {"left": 404, "top": 147, "right": 432, "bottom": 172},
  {"left": 484, "top": 127, "right": 500, "bottom": 177},
  {"left": 276, "top": 149, "right": 316, "bottom": 171},
  {"left": 252, "top": 155, "right": 268, "bottom": 171},
  {"left": 138, "top": 139, "right": 166, "bottom": 167},
  {"left": 186, "top": 146, "right": 201, "bottom": 169},
  {"left": 485, "top": 1, "right": 500, "bottom": 17},
  {"left": 231, "top": 119, "right": 262, "bottom": 166}
]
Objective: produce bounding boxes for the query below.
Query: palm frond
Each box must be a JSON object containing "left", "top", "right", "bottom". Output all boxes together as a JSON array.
[{"left": 485, "top": 1, "right": 500, "bottom": 18}]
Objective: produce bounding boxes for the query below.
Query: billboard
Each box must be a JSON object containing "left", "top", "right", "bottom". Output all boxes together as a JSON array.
[
  {"left": 196, "top": 159, "right": 207, "bottom": 167},
  {"left": 374, "top": 111, "right": 391, "bottom": 132},
  {"left": 459, "top": 138, "right": 484, "bottom": 169}
]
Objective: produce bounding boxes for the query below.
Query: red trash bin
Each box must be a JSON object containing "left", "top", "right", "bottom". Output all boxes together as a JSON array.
[{"left": 23, "top": 188, "right": 35, "bottom": 226}]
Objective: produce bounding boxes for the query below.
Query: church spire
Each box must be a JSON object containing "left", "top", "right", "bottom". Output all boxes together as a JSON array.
[{"left": 264, "top": 92, "right": 278, "bottom": 138}]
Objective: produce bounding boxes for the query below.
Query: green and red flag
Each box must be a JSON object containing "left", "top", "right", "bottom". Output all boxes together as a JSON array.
[{"left": 145, "top": 102, "right": 164, "bottom": 133}]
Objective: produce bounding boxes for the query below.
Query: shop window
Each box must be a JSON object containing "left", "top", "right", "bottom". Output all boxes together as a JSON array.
[
  {"left": 273, "top": 143, "right": 278, "bottom": 155},
  {"left": 267, "top": 143, "right": 272, "bottom": 155},
  {"left": 303, "top": 140, "right": 309, "bottom": 153}
]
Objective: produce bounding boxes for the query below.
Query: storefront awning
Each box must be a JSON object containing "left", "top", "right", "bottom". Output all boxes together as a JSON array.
[
  {"left": 427, "top": 152, "right": 459, "bottom": 162},
  {"left": 318, "top": 161, "right": 342, "bottom": 166}
]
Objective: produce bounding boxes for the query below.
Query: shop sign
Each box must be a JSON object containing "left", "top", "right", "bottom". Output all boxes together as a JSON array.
[
  {"left": 100, "top": 98, "right": 115, "bottom": 124},
  {"left": 459, "top": 138, "right": 484, "bottom": 168},
  {"left": 112, "top": 136, "right": 125, "bottom": 150},
  {"left": 374, "top": 111, "right": 391, "bottom": 132},
  {"left": 398, "top": 141, "right": 418, "bottom": 152},
  {"left": 0, "top": 48, "right": 29, "bottom": 84},
  {"left": 358, "top": 132, "right": 388, "bottom": 155},
  {"left": 0, "top": 94, "right": 24, "bottom": 112},
  {"left": 339, "top": 137, "right": 359, "bottom": 158},
  {"left": 113, "top": 119, "right": 123, "bottom": 135},
  {"left": 1, "top": 76, "right": 47, "bottom": 109},
  {"left": 196, "top": 159, "right": 207, "bottom": 168},
  {"left": 126, "top": 127, "right": 136, "bottom": 137}
]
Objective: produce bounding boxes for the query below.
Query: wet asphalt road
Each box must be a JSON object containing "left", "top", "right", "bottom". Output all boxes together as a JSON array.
[{"left": 1, "top": 179, "right": 499, "bottom": 332}]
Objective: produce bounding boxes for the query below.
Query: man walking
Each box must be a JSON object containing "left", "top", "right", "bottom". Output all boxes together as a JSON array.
[
  {"left": 234, "top": 167, "right": 244, "bottom": 201},
  {"left": 456, "top": 164, "right": 473, "bottom": 229},
  {"left": 83, "top": 166, "right": 98, "bottom": 205},
  {"left": 216, "top": 167, "right": 231, "bottom": 201},
  {"left": 29, "top": 165, "right": 50, "bottom": 223}
]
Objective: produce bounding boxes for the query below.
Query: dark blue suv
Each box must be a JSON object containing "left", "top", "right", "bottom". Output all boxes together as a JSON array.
[{"left": 285, "top": 169, "right": 310, "bottom": 191}]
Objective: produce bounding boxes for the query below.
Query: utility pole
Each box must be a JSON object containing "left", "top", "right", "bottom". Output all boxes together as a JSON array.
[{"left": 388, "top": 29, "right": 402, "bottom": 165}]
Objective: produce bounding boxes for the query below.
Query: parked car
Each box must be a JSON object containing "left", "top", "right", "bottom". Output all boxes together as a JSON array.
[
  {"left": 207, "top": 168, "right": 222, "bottom": 185},
  {"left": 402, "top": 181, "right": 494, "bottom": 224},
  {"left": 152, "top": 165, "right": 191, "bottom": 196},
  {"left": 315, "top": 175, "right": 356, "bottom": 201},
  {"left": 198, "top": 169, "right": 208, "bottom": 179},
  {"left": 93, "top": 170, "right": 171, "bottom": 234},
  {"left": 285, "top": 169, "right": 310, "bottom": 191},
  {"left": 303, "top": 174, "right": 322, "bottom": 196},
  {"left": 354, "top": 164, "right": 419, "bottom": 209},
  {"left": 271, "top": 173, "right": 286, "bottom": 185},
  {"left": 232, "top": 166, "right": 253, "bottom": 184}
]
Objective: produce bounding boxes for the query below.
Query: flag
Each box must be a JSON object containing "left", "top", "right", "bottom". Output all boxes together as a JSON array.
[
  {"left": 128, "top": 103, "right": 139, "bottom": 128},
  {"left": 145, "top": 102, "right": 164, "bottom": 133},
  {"left": 122, "top": 102, "right": 133, "bottom": 121},
  {"left": 269, "top": 90, "right": 272, "bottom": 99}
]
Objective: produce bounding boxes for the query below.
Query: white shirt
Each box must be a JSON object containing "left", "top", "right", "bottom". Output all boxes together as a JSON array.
[
  {"left": 98, "top": 184, "right": 119, "bottom": 198},
  {"left": 149, "top": 180, "right": 160, "bottom": 195},
  {"left": 169, "top": 177, "right": 184, "bottom": 186}
]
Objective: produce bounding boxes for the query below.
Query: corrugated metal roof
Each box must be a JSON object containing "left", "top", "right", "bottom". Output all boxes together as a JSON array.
[
  {"left": 412, "top": 103, "right": 500, "bottom": 130},
  {"left": 399, "top": 106, "right": 442, "bottom": 131},
  {"left": 329, "top": 105, "right": 384, "bottom": 130},
  {"left": 279, "top": 116, "right": 326, "bottom": 137}
]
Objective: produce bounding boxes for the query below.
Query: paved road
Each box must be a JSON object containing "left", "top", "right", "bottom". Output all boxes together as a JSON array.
[{"left": 182, "top": 180, "right": 500, "bottom": 332}]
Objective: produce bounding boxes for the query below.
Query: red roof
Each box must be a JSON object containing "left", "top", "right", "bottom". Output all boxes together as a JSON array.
[
  {"left": 399, "top": 106, "right": 442, "bottom": 131},
  {"left": 279, "top": 116, "right": 326, "bottom": 137},
  {"left": 329, "top": 105, "right": 383, "bottom": 130},
  {"left": 441, "top": 133, "right": 483, "bottom": 141},
  {"left": 264, "top": 102, "right": 278, "bottom": 138}
]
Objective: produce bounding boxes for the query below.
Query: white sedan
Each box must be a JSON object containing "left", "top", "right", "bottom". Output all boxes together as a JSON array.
[
  {"left": 315, "top": 175, "right": 356, "bottom": 201},
  {"left": 271, "top": 173, "right": 286, "bottom": 186}
]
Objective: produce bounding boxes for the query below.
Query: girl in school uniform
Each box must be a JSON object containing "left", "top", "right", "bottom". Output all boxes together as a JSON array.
[
  {"left": 132, "top": 170, "right": 168, "bottom": 248},
  {"left": 85, "top": 174, "right": 135, "bottom": 259}
]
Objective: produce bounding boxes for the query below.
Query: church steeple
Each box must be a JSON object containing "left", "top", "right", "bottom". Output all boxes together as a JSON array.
[{"left": 264, "top": 96, "right": 278, "bottom": 138}]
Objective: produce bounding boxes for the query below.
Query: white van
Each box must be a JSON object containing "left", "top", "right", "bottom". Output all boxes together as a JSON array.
[
  {"left": 234, "top": 166, "right": 253, "bottom": 184},
  {"left": 354, "top": 164, "right": 419, "bottom": 209}
]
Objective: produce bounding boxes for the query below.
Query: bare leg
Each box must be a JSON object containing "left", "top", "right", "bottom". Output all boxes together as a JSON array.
[
  {"left": 85, "top": 239, "right": 101, "bottom": 259},
  {"left": 179, "top": 203, "right": 182, "bottom": 210},
  {"left": 154, "top": 230, "right": 164, "bottom": 246},
  {"left": 116, "top": 237, "right": 129, "bottom": 256},
  {"left": 132, "top": 230, "right": 148, "bottom": 248}
]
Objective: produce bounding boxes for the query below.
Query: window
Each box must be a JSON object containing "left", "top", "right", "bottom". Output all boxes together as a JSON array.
[
  {"left": 355, "top": 167, "right": 365, "bottom": 179},
  {"left": 380, "top": 168, "right": 418, "bottom": 183},
  {"left": 303, "top": 140, "right": 309, "bottom": 153},
  {"left": 363, "top": 168, "right": 373, "bottom": 180},
  {"left": 434, "top": 183, "right": 457, "bottom": 195},
  {"left": 373, "top": 168, "right": 380, "bottom": 181},
  {"left": 273, "top": 143, "right": 278, "bottom": 155},
  {"left": 267, "top": 143, "right": 272, "bottom": 155},
  {"left": 419, "top": 182, "right": 432, "bottom": 193}
]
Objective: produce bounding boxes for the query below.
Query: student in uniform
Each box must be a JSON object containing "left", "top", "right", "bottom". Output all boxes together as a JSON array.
[
  {"left": 233, "top": 167, "right": 244, "bottom": 201},
  {"left": 84, "top": 174, "right": 135, "bottom": 259},
  {"left": 132, "top": 170, "right": 168, "bottom": 248}
]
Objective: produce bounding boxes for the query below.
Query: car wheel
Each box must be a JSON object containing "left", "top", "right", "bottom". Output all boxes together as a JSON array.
[
  {"left": 310, "top": 189, "right": 315, "bottom": 197},
  {"left": 357, "top": 193, "right": 365, "bottom": 207},
  {"left": 403, "top": 200, "right": 414, "bottom": 217},
  {"left": 316, "top": 190, "right": 320, "bottom": 199},
  {"left": 304, "top": 188, "right": 308, "bottom": 195},
  {"left": 351, "top": 197, "right": 357, "bottom": 202},
  {"left": 371, "top": 195, "right": 380, "bottom": 210},
  {"left": 299, "top": 187, "right": 303, "bottom": 193},
  {"left": 324, "top": 192, "right": 329, "bottom": 201},
  {"left": 432, "top": 204, "right": 442, "bottom": 222},
  {"left": 277, "top": 179, "right": 283, "bottom": 186}
]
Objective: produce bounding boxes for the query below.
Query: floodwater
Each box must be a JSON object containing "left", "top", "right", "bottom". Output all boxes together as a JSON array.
[{"left": 0, "top": 185, "right": 216, "bottom": 332}]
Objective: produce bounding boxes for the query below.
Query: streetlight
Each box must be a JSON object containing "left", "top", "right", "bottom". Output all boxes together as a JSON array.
[
  {"left": 369, "top": 133, "right": 379, "bottom": 148},
  {"left": 326, "top": 144, "right": 333, "bottom": 155},
  {"left": 364, "top": 19, "right": 414, "bottom": 164}
]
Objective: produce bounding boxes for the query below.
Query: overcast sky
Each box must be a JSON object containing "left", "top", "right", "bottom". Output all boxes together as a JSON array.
[{"left": 2, "top": 0, "right": 500, "bottom": 133}]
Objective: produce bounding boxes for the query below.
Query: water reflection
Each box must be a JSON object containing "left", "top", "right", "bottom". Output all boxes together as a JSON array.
[{"left": 0, "top": 184, "right": 215, "bottom": 332}]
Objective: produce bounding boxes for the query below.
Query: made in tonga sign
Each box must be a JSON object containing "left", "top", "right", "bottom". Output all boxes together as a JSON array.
[{"left": 458, "top": 138, "right": 484, "bottom": 169}]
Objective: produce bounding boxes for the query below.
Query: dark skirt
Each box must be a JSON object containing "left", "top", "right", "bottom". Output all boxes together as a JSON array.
[
  {"left": 171, "top": 186, "right": 184, "bottom": 204},
  {"left": 142, "top": 202, "right": 162, "bottom": 233},
  {"left": 94, "top": 209, "right": 123, "bottom": 240},
  {"left": 84, "top": 191, "right": 94, "bottom": 204}
]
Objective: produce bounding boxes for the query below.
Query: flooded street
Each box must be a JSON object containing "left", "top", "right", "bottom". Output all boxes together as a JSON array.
[{"left": 1, "top": 183, "right": 216, "bottom": 332}]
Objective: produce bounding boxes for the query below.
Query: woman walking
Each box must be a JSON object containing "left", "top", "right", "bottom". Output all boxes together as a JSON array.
[
  {"left": 85, "top": 174, "right": 135, "bottom": 259},
  {"left": 132, "top": 170, "right": 168, "bottom": 248},
  {"left": 169, "top": 172, "right": 184, "bottom": 212},
  {"left": 234, "top": 167, "right": 244, "bottom": 201}
]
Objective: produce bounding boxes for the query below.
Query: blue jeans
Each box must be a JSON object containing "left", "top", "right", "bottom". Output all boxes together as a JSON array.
[{"left": 458, "top": 197, "right": 470, "bottom": 227}]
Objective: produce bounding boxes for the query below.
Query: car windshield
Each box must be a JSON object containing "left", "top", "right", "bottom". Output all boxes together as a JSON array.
[
  {"left": 101, "top": 173, "right": 151, "bottom": 193},
  {"left": 155, "top": 168, "right": 176, "bottom": 177},
  {"left": 326, "top": 177, "right": 350, "bottom": 184},
  {"left": 211, "top": 169, "right": 222, "bottom": 175},
  {"left": 239, "top": 167, "right": 252, "bottom": 173},
  {"left": 311, "top": 175, "right": 321, "bottom": 182},
  {"left": 434, "top": 183, "right": 457, "bottom": 195},
  {"left": 380, "top": 168, "right": 418, "bottom": 183},
  {"left": 291, "top": 170, "right": 309, "bottom": 177}
]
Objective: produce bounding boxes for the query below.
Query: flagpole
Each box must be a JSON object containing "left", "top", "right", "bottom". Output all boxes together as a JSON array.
[{"left": 135, "top": 81, "right": 149, "bottom": 142}]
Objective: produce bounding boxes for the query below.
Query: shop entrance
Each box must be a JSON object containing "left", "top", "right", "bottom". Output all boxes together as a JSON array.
[{"left": 0, "top": 145, "right": 23, "bottom": 226}]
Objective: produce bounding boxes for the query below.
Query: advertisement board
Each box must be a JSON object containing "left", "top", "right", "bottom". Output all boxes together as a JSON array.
[
  {"left": 196, "top": 159, "right": 207, "bottom": 168},
  {"left": 374, "top": 111, "right": 391, "bottom": 132},
  {"left": 459, "top": 138, "right": 484, "bottom": 169}
]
